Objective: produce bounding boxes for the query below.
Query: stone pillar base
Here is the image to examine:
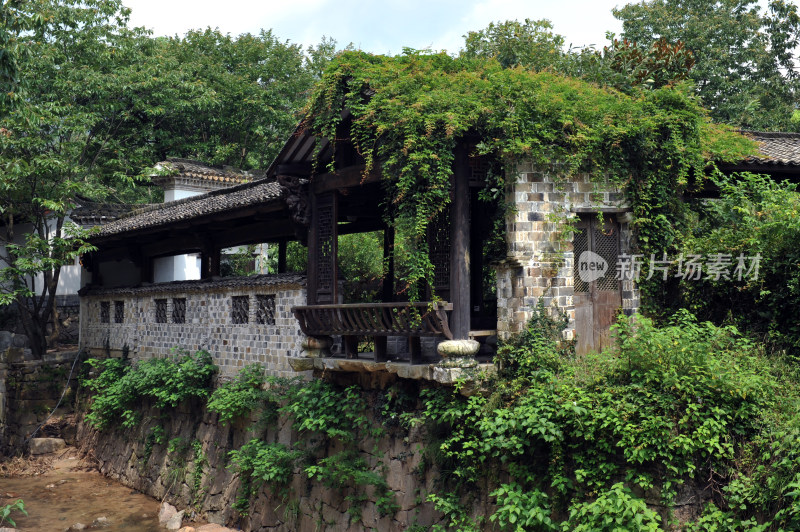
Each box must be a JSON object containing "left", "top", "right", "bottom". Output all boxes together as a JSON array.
[
  {"left": 436, "top": 339, "right": 479, "bottom": 368},
  {"left": 301, "top": 335, "right": 333, "bottom": 358}
]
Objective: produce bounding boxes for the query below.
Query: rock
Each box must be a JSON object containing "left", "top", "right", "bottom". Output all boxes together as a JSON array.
[
  {"left": 177, "top": 527, "right": 196, "bottom": 532},
  {"left": 0, "top": 330, "right": 12, "bottom": 350},
  {"left": 437, "top": 339, "right": 480, "bottom": 358},
  {"left": 287, "top": 356, "right": 314, "bottom": 372},
  {"left": 29, "top": 437, "right": 66, "bottom": 455},
  {"left": 165, "top": 510, "right": 185, "bottom": 531},
  {"left": 196, "top": 525, "right": 238, "bottom": 531},
  {"left": 0, "top": 527, "right": 17, "bottom": 532},
  {"left": 67, "top": 524, "right": 86, "bottom": 531},
  {"left": 158, "top": 502, "right": 178, "bottom": 525},
  {"left": 11, "top": 334, "right": 29, "bottom": 348},
  {"left": 91, "top": 516, "right": 111, "bottom": 528}
]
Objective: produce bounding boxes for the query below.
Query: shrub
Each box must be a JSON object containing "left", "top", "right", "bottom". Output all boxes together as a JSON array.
[{"left": 84, "top": 350, "right": 217, "bottom": 429}]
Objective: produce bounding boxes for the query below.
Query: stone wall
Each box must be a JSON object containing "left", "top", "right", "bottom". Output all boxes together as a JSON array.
[
  {"left": 0, "top": 349, "right": 80, "bottom": 454},
  {"left": 76, "top": 378, "right": 487, "bottom": 532},
  {"left": 496, "top": 163, "right": 640, "bottom": 340},
  {"left": 79, "top": 274, "right": 307, "bottom": 378}
]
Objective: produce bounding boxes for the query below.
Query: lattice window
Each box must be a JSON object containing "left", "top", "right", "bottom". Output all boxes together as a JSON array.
[
  {"left": 172, "top": 298, "right": 186, "bottom": 324},
  {"left": 255, "top": 295, "right": 276, "bottom": 325},
  {"left": 100, "top": 302, "right": 110, "bottom": 324},
  {"left": 114, "top": 301, "right": 124, "bottom": 323},
  {"left": 315, "top": 192, "right": 336, "bottom": 303},
  {"left": 573, "top": 227, "right": 589, "bottom": 293},
  {"left": 155, "top": 299, "right": 167, "bottom": 324},
  {"left": 231, "top": 296, "right": 249, "bottom": 324},
  {"left": 468, "top": 154, "right": 491, "bottom": 186},
  {"left": 593, "top": 222, "right": 619, "bottom": 292}
]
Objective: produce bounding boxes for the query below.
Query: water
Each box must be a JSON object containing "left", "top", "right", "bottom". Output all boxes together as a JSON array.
[{"left": 1, "top": 455, "right": 164, "bottom": 531}]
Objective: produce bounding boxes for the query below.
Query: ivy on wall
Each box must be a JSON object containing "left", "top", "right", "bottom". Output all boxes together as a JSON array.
[{"left": 302, "top": 50, "right": 756, "bottom": 303}]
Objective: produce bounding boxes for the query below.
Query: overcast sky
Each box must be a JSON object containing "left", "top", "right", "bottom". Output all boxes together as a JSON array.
[{"left": 123, "top": 0, "right": 627, "bottom": 54}]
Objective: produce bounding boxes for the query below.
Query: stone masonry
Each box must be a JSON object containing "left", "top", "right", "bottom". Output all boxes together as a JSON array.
[
  {"left": 495, "top": 162, "right": 640, "bottom": 340},
  {"left": 79, "top": 274, "right": 307, "bottom": 378}
]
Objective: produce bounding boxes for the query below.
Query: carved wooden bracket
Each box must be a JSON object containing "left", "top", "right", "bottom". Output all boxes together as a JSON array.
[{"left": 277, "top": 174, "right": 311, "bottom": 227}]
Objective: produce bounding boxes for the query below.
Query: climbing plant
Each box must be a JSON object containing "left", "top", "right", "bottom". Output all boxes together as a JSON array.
[{"left": 301, "top": 50, "right": 755, "bottom": 300}]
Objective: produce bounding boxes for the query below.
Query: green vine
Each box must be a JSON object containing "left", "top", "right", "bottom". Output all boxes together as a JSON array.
[{"left": 302, "top": 50, "right": 756, "bottom": 299}]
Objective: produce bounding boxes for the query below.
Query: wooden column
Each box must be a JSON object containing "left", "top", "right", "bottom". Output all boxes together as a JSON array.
[
  {"left": 278, "top": 240, "right": 287, "bottom": 274},
  {"left": 307, "top": 191, "right": 338, "bottom": 305},
  {"left": 201, "top": 244, "right": 220, "bottom": 279},
  {"left": 450, "top": 143, "right": 471, "bottom": 340},
  {"left": 382, "top": 226, "right": 395, "bottom": 302}
]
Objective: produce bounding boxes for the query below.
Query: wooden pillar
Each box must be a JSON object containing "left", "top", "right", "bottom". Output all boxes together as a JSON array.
[
  {"left": 278, "top": 240, "right": 287, "bottom": 274},
  {"left": 382, "top": 226, "right": 395, "bottom": 302},
  {"left": 201, "top": 244, "right": 220, "bottom": 279},
  {"left": 307, "top": 191, "right": 338, "bottom": 305},
  {"left": 450, "top": 143, "right": 471, "bottom": 340}
]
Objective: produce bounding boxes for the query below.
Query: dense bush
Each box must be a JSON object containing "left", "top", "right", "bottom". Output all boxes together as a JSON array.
[
  {"left": 681, "top": 172, "right": 800, "bottom": 356},
  {"left": 412, "top": 310, "right": 800, "bottom": 530},
  {"left": 84, "top": 350, "right": 217, "bottom": 429}
]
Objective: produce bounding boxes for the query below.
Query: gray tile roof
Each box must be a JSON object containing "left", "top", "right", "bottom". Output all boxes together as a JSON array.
[
  {"left": 154, "top": 158, "right": 257, "bottom": 184},
  {"left": 745, "top": 131, "right": 800, "bottom": 166},
  {"left": 90, "top": 178, "right": 284, "bottom": 240},
  {"left": 70, "top": 200, "right": 151, "bottom": 226},
  {"left": 79, "top": 272, "right": 306, "bottom": 296}
]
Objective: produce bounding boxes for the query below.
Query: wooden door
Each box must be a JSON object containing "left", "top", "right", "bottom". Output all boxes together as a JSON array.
[{"left": 573, "top": 216, "right": 622, "bottom": 354}]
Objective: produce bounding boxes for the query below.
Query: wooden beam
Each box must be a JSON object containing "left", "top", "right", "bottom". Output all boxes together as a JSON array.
[
  {"left": 311, "top": 165, "right": 381, "bottom": 194},
  {"left": 450, "top": 143, "right": 471, "bottom": 340}
]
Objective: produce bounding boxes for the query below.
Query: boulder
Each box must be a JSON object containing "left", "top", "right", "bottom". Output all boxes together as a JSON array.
[
  {"left": 158, "top": 502, "right": 178, "bottom": 525},
  {"left": 165, "top": 511, "right": 185, "bottom": 531},
  {"left": 29, "top": 437, "right": 66, "bottom": 455}
]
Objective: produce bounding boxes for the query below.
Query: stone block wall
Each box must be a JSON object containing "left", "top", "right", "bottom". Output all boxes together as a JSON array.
[
  {"left": 79, "top": 274, "right": 307, "bottom": 378},
  {"left": 0, "top": 350, "right": 80, "bottom": 454},
  {"left": 496, "top": 162, "right": 640, "bottom": 340}
]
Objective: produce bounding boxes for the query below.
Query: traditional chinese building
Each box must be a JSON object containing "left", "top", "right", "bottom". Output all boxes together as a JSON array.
[{"left": 76, "top": 127, "right": 800, "bottom": 378}]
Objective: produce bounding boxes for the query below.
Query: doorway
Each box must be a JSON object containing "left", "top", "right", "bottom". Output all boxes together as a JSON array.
[{"left": 573, "top": 215, "right": 622, "bottom": 354}]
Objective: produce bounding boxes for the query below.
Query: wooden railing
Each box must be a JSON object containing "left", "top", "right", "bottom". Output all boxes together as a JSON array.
[{"left": 292, "top": 302, "right": 453, "bottom": 362}]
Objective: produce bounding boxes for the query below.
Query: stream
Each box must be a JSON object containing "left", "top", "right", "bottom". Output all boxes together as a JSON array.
[{"left": 1, "top": 450, "right": 192, "bottom": 531}]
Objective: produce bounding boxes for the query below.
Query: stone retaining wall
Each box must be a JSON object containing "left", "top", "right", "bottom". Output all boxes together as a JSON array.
[
  {"left": 75, "top": 379, "right": 486, "bottom": 532},
  {"left": 0, "top": 350, "right": 80, "bottom": 454},
  {"left": 79, "top": 274, "right": 307, "bottom": 378}
]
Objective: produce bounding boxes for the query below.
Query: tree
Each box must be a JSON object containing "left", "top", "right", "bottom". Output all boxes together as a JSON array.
[
  {"left": 150, "top": 29, "right": 314, "bottom": 170},
  {"left": 614, "top": 0, "right": 800, "bottom": 130},
  {"left": 461, "top": 18, "right": 566, "bottom": 70},
  {"left": 0, "top": 0, "right": 181, "bottom": 355},
  {"left": 461, "top": 19, "right": 696, "bottom": 94}
]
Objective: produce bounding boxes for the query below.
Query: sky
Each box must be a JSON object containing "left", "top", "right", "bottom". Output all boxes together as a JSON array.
[{"left": 123, "top": 0, "right": 627, "bottom": 55}]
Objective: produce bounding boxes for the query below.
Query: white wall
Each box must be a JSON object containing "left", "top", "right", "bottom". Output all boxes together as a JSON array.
[
  {"left": 153, "top": 254, "right": 202, "bottom": 283},
  {"left": 0, "top": 219, "right": 88, "bottom": 297}
]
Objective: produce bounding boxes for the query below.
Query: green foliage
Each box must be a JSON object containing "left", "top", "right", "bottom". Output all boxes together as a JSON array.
[
  {"left": 207, "top": 364, "right": 270, "bottom": 424},
  {"left": 418, "top": 310, "right": 800, "bottom": 530},
  {"left": 564, "top": 483, "right": 662, "bottom": 531},
  {"left": 84, "top": 350, "right": 217, "bottom": 429},
  {"left": 280, "top": 379, "right": 377, "bottom": 443},
  {"left": 614, "top": 0, "right": 800, "bottom": 130},
  {"left": 495, "top": 301, "right": 574, "bottom": 378},
  {"left": 153, "top": 28, "right": 314, "bottom": 169},
  {"left": 304, "top": 50, "right": 754, "bottom": 299},
  {"left": 228, "top": 440, "right": 302, "bottom": 514},
  {"left": 462, "top": 18, "right": 566, "bottom": 70},
  {"left": 0, "top": 499, "right": 26, "bottom": 528},
  {"left": 190, "top": 440, "right": 208, "bottom": 508},
  {"left": 680, "top": 172, "right": 800, "bottom": 355}
]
